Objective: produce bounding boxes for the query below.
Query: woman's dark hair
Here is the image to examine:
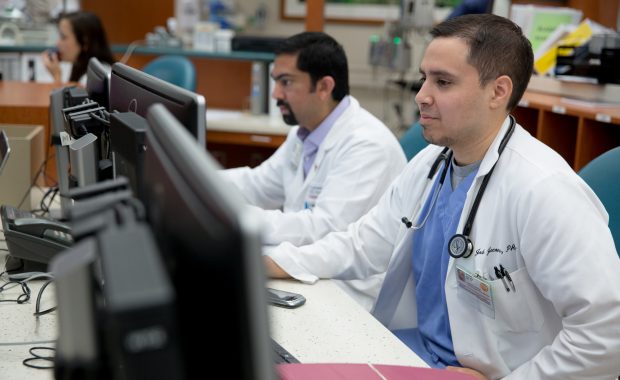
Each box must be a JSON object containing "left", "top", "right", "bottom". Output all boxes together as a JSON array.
[
  {"left": 431, "top": 14, "right": 534, "bottom": 111},
  {"left": 274, "top": 32, "right": 349, "bottom": 101},
  {"left": 59, "top": 11, "right": 115, "bottom": 82}
]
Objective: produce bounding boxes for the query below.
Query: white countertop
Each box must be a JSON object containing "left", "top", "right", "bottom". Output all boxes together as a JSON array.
[{"left": 206, "top": 109, "right": 290, "bottom": 136}]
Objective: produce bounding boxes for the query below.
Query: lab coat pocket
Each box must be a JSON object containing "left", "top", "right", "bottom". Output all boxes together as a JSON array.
[{"left": 491, "top": 267, "right": 544, "bottom": 333}]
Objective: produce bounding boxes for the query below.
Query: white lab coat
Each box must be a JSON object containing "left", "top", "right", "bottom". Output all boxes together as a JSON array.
[
  {"left": 267, "top": 117, "right": 620, "bottom": 379},
  {"left": 223, "top": 96, "right": 406, "bottom": 249}
]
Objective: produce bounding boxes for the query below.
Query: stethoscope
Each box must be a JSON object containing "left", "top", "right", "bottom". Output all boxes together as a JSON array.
[{"left": 401, "top": 115, "right": 516, "bottom": 259}]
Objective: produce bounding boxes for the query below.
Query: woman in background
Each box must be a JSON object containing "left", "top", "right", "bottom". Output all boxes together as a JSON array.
[{"left": 41, "top": 10, "right": 115, "bottom": 84}]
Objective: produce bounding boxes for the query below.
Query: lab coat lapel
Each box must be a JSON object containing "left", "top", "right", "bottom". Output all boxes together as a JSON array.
[{"left": 302, "top": 97, "right": 356, "bottom": 184}]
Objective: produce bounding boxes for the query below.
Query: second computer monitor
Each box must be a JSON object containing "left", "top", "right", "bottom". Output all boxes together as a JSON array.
[
  {"left": 86, "top": 57, "right": 111, "bottom": 110},
  {"left": 109, "top": 62, "right": 206, "bottom": 146},
  {"left": 141, "top": 103, "right": 274, "bottom": 379}
]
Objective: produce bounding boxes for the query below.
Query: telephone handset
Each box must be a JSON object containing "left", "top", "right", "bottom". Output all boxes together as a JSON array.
[{"left": 12, "top": 217, "right": 73, "bottom": 244}]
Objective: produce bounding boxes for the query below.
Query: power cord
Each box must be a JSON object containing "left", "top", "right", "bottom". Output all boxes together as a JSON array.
[
  {"left": 22, "top": 346, "right": 55, "bottom": 370},
  {"left": 119, "top": 39, "right": 146, "bottom": 64},
  {"left": 34, "top": 278, "right": 56, "bottom": 317}
]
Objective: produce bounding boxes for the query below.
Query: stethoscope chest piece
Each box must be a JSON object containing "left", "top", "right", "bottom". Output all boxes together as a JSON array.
[{"left": 448, "top": 234, "right": 473, "bottom": 259}]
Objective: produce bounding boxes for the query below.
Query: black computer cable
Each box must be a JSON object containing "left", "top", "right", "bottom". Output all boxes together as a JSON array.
[
  {"left": 22, "top": 346, "right": 55, "bottom": 370},
  {"left": 0, "top": 279, "right": 31, "bottom": 304},
  {"left": 31, "top": 186, "right": 59, "bottom": 216},
  {"left": 33, "top": 278, "right": 56, "bottom": 317}
]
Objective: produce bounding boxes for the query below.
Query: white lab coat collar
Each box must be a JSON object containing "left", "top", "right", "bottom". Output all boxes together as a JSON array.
[
  {"left": 476, "top": 115, "right": 513, "bottom": 178},
  {"left": 303, "top": 97, "right": 360, "bottom": 184}
]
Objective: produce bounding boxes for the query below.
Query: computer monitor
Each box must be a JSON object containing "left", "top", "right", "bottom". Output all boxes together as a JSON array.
[
  {"left": 140, "top": 103, "right": 274, "bottom": 379},
  {"left": 109, "top": 112, "right": 148, "bottom": 200},
  {"left": 0, "top": 129, "right": 10, "bottom": 175},
  {"left": 109, "top": 62, "right": 206, "bottom": 146},
  {"left": 86, "top": 57, "right": 111, "bottom": 111}
]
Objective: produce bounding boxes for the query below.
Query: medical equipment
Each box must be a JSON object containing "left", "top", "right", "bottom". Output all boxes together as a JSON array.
[{"left": 401, "top": 116, "right": 516, "bottom": 259}]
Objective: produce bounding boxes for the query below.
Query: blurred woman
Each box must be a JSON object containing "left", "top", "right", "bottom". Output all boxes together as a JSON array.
[{"left": 41, "top": 11, "right": 115, "bottom": 83}]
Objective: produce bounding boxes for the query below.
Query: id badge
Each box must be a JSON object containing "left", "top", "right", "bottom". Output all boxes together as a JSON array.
[
  {"left": 456, "top": 265, "right": 495, "bottom": 319},
  {"left": 303, "top": 185, "right": 322, "bottom": 209}
]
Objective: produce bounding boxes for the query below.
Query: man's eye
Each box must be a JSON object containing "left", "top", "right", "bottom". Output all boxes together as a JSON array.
[{"left": 437, "top": 79, "right": 451, "bottom": 87}]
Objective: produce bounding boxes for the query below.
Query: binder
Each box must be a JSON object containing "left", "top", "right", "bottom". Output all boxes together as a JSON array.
[{"left": 277, "top": 363, "right": 477, "bottom": 380}]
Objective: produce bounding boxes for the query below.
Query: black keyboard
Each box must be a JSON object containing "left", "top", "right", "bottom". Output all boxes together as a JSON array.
[{"left": 271, "top": 338, "right": 299, "bottom": 364}]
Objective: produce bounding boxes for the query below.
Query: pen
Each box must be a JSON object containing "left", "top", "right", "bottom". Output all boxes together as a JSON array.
[
  {"left": 494, "top": 266, "right": 510, "bottom": 292},
  {"left": 500, "top": 265, "right": 516, "bottom": 292}
]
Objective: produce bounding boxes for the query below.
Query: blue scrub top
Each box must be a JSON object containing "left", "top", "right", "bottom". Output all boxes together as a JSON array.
[{"left": 398, "top": 161, "right": 478, "bottom": 368}]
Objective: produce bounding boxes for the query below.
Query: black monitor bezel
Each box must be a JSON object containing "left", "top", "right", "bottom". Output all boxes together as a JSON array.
[
  {"left": 86, "top": 57, "right": 111, "bottom": 111},
  {"left": 109, "top": 62, "right": 206, "bottom": 146},
  {"left": 141, "top": 103, "right": 273, "bottom": 379}
]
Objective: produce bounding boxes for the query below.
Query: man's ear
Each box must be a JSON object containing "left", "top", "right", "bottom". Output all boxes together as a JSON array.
[
  {"left": 316, "top": 76, "right": 336, "bottom": 101},
  {"left": 490, "top": 75, "right": 512, "bottom": 110}
]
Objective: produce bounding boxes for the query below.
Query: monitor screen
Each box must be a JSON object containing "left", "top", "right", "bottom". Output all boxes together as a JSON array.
[
  {"left": 86, "top": 57, "right": 111, "bottom": 111},
  {"left": 141, "top": 103, "right": 274, "bottom": 379},
  {"left": 109, "top": 62, "right": 206, "bottom": 146}
]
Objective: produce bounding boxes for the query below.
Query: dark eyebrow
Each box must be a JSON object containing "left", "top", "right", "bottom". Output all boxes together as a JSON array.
[
  {"left": 271, "top": 73, "right": 293, "bottom": 81},
  {"left": 419, "top": 69, "right": 457, "bottom": 80}
]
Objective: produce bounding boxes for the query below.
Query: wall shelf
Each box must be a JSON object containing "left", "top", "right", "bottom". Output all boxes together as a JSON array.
[{"left": 513, "top": 90, "right": 620, "bottom": 171}]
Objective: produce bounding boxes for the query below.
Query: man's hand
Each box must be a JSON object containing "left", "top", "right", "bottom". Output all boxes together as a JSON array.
[
  {"left": 263, "top": 256, "right": 291, "bottom": 279},
  {"left": 446, "top": 366, "right": 487, "bottom": 380}
]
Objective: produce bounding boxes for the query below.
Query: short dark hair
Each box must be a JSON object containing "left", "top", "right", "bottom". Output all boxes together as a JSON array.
[
  {"left": 430, "top": 14, "right": 533, "bottom": 111},
  {"left": 275, "top": 32, "right": 349, "bottom": 101},
  {"left": 59, "top": 11, "right": 116, "bottom": 82}
]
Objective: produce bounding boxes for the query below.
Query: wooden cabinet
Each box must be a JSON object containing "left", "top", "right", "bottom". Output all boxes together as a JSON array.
[{"left": 513, "top": 91, "right": 620, "bottom": 171}]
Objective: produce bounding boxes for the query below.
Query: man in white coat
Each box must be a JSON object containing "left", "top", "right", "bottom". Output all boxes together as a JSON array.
[
  {"left": 222, "top": 32, "right": 406, "bottom": 308},
  {"left": 264, "top": 14, "right": 620, "bottom": 379}
]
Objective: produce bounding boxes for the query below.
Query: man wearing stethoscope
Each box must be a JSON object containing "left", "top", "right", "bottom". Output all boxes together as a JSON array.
[{"left": 264, "top": 14, "right": 620, "bottom": 379}]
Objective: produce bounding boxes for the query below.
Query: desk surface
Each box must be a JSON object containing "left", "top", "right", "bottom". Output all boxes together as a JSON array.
[
  {"left": 269, "top": 279, "right": 427, "bottom": 367},
  {"left": 0, "top": 189, "right": 57, "bottom": 380},
  {"left": 0, "top": 81, "right": 59, "bottom": 107},
  {"left": 0, "top": 277, "right": 426, "bottom": 379},
  {"left": 0, "top": 178, "right": 425, "bottom": 380},
  {"left": 207, "top": 109, "right": 289, "bottom": 136},
  {"left": 0, "top": 278, "right": 426, "bottom": 379}
]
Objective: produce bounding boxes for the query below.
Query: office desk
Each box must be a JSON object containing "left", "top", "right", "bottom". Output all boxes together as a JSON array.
[
  {"left": 0, "top": 279, "right": 425, "bottom": 379},
  {"left": 269, "top": 279, "right": 427, "bottom": 367},
  {"left": 0, "top": 252, "right": 56, "bottom": 379},
  {"left": 0, "top": 81, "right": 61, "bottom": 185},
  {"left": 207, "top": 109, "right": 289, "bottom": 168}
]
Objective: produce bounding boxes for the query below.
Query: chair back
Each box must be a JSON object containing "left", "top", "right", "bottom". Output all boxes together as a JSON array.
[
  {"left": 143, "top": 55, "right": 197, "bottom": 91},
  {"left": 578, "top": 146, "right": 620, "bottom": 250},
  {"left": 399, "top": 122, "right": 428, "bottom": 161}
]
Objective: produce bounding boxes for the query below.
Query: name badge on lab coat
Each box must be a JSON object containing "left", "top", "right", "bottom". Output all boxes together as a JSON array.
[
  {"left": 304, "top": 185, "right": 322, "bottom": 210},
  {"left": 456, "top": 266, "right": 495, "bottom": 319}
]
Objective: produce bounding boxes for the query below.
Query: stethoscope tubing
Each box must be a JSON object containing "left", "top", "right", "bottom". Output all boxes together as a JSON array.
[{"left": 401, "top": 116, "right": 516, "bottom": 259}]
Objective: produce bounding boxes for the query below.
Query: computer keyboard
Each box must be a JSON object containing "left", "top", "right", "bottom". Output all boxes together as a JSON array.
[{"left": 271, "top": 338, "right": 299, "bottom": 364}]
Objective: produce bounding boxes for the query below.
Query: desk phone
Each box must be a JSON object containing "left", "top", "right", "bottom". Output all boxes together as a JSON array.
[{"left": 1, "top": 205, "right": 73, "bottom": 265}]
